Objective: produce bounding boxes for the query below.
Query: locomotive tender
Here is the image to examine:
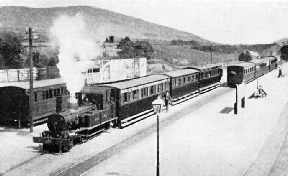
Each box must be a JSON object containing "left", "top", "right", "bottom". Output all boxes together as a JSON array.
[{"left": 227, "top": 56, "right": 279, "bottom": 87}]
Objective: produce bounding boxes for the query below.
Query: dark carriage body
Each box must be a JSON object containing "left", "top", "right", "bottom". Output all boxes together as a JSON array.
[
  {"left": 98, "top": 74, "right": 170, "bottom": 125},
  {"left": 249, "top": 59, "right": 268, "bottom": 77},
  {"left": 185, "top": 64, "right": 223, "bottom": 92},
  {"left": 0, "top": 79, "right": 69, "bottom": 126},
  {"left": 264, "top": 56, "right": 278, "bottom": 71},
  {"left": 162, "top": 69, "right": 199, "bottom": 100},
  {"left": 227, "top": 62, "right": 255, "bottom": 87}
]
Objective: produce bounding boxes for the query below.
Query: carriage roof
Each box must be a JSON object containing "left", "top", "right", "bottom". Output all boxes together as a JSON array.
[
  {"left": 0, "top": 78, "right": 66, "bottom": 90},
  {"left": 228, "top": 62, "right": 255, "bottom": 68},
  {"left": 249, "top": 59, "right": 269, "bottom": 65},
  {"left": 95, "top": 74, "right": 169, "bottom": 90},
  {"left": 162, "top": 69, "right": 199, "bottom": 78},
  {"left": 192, "top": 64, "right": 222, "bottom": 70}
]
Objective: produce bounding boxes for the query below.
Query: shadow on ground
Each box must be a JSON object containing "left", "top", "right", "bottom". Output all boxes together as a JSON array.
[{"left": 220, "top": 107, "right": 234, "bottom": 114}]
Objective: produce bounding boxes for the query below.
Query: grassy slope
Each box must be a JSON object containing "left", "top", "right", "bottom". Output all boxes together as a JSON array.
[{"left": 150, "top": 45, "right": 238, "bottom": 72}]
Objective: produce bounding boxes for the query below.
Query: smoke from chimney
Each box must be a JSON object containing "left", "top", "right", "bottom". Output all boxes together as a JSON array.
[{"left": 50, "top": 13, "right": 102, "bottom": 101}]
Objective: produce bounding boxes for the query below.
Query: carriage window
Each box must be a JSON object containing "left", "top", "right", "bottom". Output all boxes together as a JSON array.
[
  {"left": 158, "top": 83, "right": 163, "bottom": 92},
  {"left": 49, "top": 89, "right": 53, "bottom": 98},
  {"left": 188, "top": 76, "right": 191, "bottom": 82},
  {"left": 123, "top": 92, "right": 128, "bottom": 103},
  {"left": 132, "top": 90, "right": 139, "bottom": 100},
  {"left": 150, "top": 85, "right": 156, "bottom": 95},
  {"left": 165, "top": 82, "right": 169, "bottom": 90},
  {"left": 42, "top": 92, "right": 45, "bottom": 100},
  {"left": 34, "top": 92, "right": 37, "bottom": 102},
  {"left": 54, "top": 89, "right": 57, "bottom": 96},
  {"left": 45, "top": 90, "right": 49, "bottom": 99},
  {"left": 141, "top": 87, "right": 148, "bottom": 98},
  {"left": 61, "top": 87, "right": 64, "bottom": 95},
  {"left": 56, "top": 88, "right": 60, "bottom": 95},
  {"left": 178, "top": 78, "right": 181, "bottom": 86}
]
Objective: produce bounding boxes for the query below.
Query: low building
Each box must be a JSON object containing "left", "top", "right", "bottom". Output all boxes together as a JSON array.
[{"left": 84, "top": 57, "right": 147, "bottom": 84}]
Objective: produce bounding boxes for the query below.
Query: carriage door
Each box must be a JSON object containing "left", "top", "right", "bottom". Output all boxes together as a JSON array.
[
  {"left": 110, "top": 89, "right": 117, "bottom": 118},
  {"left": 56, "top": 96, "right": 62, "bottom": 113}
]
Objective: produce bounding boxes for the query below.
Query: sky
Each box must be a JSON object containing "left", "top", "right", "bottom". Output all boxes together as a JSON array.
[{"left": 0, "top": 0, "right": 288, "bottom": 44}]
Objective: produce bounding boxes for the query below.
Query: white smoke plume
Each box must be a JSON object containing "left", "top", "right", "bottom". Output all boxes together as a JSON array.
[{"left": 50, "top": 13, "right": 102, "bottom": 99}]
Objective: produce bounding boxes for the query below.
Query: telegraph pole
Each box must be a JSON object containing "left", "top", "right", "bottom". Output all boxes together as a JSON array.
[{"left": 28, "top": 26, "right": 34, "bottom": 132}]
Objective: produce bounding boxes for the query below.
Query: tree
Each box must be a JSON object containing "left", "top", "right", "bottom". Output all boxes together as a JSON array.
[
  {"left": 117, "top": 36, "right": 136, "bottom": 58},
  {"left": 117, "top": 37, "right": 154, "bottom": 59},
  {"left": 238, "top": 50, "right": 252, "bottom": 62},
  {"left": 0, "top": 32, "right": 23, "bottom": 69},
  {"left": 280, "top": 45, "right": 288, "bottom": 61},
  {"left": 134, "top": 40, "right": 154, "bottom": 59}
]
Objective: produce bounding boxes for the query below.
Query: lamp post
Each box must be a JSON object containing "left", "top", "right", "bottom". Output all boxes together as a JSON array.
[{"left": 152, "top": 96, "right": 164, "bottom": 176}]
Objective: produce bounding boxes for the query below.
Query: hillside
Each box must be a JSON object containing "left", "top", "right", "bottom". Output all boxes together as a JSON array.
[
  {"left": 0, "top": 6, "right": 211, "bottom": 44},
  {"left": 147, "top": 45, "right": 239, "bottom": 74}
]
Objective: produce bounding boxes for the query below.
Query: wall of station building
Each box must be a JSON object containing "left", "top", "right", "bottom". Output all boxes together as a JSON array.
[{"left": 85, "top": 57, "right": 147, "bottom": 84}]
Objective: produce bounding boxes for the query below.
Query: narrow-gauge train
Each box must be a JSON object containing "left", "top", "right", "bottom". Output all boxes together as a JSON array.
[
  {"left": 227, "top": 56, "right": 279, "bottom": 87},
  {"left": 32, "top": 64, "right": 223, "bottom": 152}
]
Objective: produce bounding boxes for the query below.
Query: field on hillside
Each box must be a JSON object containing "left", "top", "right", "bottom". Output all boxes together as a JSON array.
[
  {"left": 152, "top": 45, "right": 238, "bottom": 65},
  {"left": 146, "top": 44, "right": 239, "bottom": 74}
]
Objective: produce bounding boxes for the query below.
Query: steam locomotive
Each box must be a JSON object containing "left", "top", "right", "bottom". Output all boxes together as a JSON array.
[{"left": 31, "top": 64, "right": 223, "bottom": 152}]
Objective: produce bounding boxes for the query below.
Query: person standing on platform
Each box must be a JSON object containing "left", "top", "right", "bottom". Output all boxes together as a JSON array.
[
  {"left": 164, "top": 92, "right": 171, "bottom": 113},
  {"left": 278, "top": 66, "right": 283, "bottom": 78}
]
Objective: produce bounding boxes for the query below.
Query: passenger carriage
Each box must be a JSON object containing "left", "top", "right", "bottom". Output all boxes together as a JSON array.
[
  {"left": 185, "top": 64, "right": 223, "bottom": 93},
  {"left": 265, "top": 56, "right": 278, "bottom": 71},
  {"left": 162, "top": 69, "right": 200, "bottom": 104},
  {"left": 97, "top": 74, "right": 170, "bottom": 127},
  {"left": 0, "top": 78, "right": 69, "bottom": 127},
  {"left": 227, "top": 62, "right": 255, "bottom": 87},
  {"left": 249, "top": 59, "right": 268, "bottom": 77}
]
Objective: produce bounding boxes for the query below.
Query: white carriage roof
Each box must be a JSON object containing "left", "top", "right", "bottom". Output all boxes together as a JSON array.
[
  {"left": 249, "top": 59, "right": 269, "bottom": 64},
  {"left": 98, "top": 74, "right": 169, "bottom": 90},
  {"left": 190, "top": 64, "right": 222, "bottom": 70},
  {"left": 229, "top": 62, "right": 255, "bottom": 68},
  {"left": 0, "top": 78, "right": 66, "bottom": 89},
  {"left": 162, "top": 69, "right": 199, "bottom": 78}
]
